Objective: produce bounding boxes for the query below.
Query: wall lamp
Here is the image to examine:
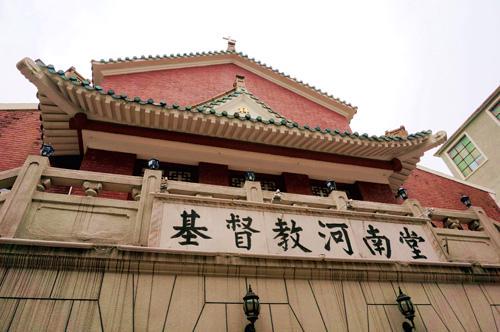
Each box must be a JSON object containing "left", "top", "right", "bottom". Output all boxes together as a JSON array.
[
  {"left": 40, "top": 144, "right": 55, "bottom": 157},
  {"left": 245, "top": 171, "right": 256, "bottom": 182},
  {"left": 147, "top": 158, "right": 160, "bottom": 170},
  {"left": 243, "top": 285, "right": 260, "bottom": 332},
  {"left": 396, "top": 287, "right": 415, "bottom": 331},
  {"left": 325, "top": 180, "right": 336, "bottom": 194},
  {"left": 395, "top": 187, "right": 408, "bottom": 200},
  {"left": 460, "top": 194, "right": 472, "bottom": 208}
]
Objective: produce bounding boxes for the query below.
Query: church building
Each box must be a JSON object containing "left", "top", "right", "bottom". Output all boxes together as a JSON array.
[{"left": 0, "top": 41, "right": 499, "bottom": 331}]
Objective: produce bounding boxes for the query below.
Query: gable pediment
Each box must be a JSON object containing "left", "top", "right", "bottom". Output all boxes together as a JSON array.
[
  {"left": 201, "top": 89, "right": 282, "bottom": 123},
  {"left": 90, "top": 51, "right": 357, "bottom": 121}
]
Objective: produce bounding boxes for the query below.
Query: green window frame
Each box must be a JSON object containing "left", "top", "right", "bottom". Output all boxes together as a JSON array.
[
  {"left": 491, "top": 103, "right": 500, "bottom": 120},
  {"left": 447, "top": 135, "right": 484, "bottom": 177}
]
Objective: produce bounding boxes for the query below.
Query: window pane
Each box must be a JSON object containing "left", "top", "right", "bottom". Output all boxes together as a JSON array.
[
  {"left": 311, "top": 185, "right": 329, "bottom": 197},
  {"left": 465, "top": 142, "right": 475, "bottom": 152},
  {"left": 471, "top": 149, "right": 481, "bottom": 158},
  {"left": 455, "top": 142, "right": 465, "bottom": 152},
  {"left": 453, "top": 155, "right": 462, "bottom": 164},
  {"left": 461, "top": 136, "right": 470, "bottom": 145},
  {"left": 458, "top": 160, "right": 467, "bottom": 171},
  {"left": 230, "top": 177, "right": 245, "bottom": 188},
  {"left": 492, "top": 104, "right": 500, "bottom": 119},
  {"left": 469, "top": 161, "right": 479, "bottom": 171},
  {"left": 449, "top": 149, "right": 458, "bottom": 158},
  {"left": 261, "top": 180, "right": 277, "bottom": 191},
  {"left": 464, "top": 155, "right": 473, "bottom": 164},
  {"left": 463, "top": 168, "right": 471, "bottom": 176},
  {"left": 476, "top": 155, "right": 484, "bottom": 163},
  {"left": 459, "top": 149, "right": 469, "bottom": 158}
]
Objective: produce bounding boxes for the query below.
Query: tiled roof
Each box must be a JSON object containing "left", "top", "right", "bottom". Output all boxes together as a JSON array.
[
  {"left": 44, "top": 61, "right": 432, "bottom": 142},
  {"left": 91, "top": 50, "right": 357, "bottom": 110}
]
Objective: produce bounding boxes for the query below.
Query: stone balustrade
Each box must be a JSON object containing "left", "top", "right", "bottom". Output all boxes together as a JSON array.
[{"left": 0, "top": 155, "right": 499, "bottom": 269}]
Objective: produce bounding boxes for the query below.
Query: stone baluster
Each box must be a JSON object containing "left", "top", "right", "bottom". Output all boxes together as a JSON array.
[
  {"left": 82, "top": 181, "right": 102, "bottom": 197},
  {"left": 36, "top": 177, "right": 52, "bottom": 192}
]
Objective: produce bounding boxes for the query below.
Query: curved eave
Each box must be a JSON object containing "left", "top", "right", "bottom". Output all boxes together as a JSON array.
[{"left": 18, "top": 57, "right": 447, "bottom": 190}]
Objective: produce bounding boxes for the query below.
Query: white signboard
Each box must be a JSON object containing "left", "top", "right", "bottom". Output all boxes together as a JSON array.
[{"left": 158, "top": 202, "right": 441, "bottom": 262}]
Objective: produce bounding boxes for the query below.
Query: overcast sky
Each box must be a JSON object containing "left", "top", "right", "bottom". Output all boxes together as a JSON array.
[{"left": 1, "top": 0, "right": 499, "bottom": 175}]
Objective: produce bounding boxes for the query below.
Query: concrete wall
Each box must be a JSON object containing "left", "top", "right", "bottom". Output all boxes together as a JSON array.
[
  {"left": 441, "top": 110, "right": 500, "bottom": 197},
  {"left": 0, "top": 267, "right": 498, "bottom": 331}
]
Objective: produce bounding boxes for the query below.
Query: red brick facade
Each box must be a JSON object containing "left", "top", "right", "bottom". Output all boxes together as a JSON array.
[
  {"left": 101, "top": 64, "right": 351, "bottom": 132},
  {"left": 357, "top": 182, "right": 397, "bottom": 204},
  {"left": 356, "top": 170, "right": 499, "bottom": 221},
  {"left": 405, "top": 168, "right": 500, "bottom": 221},
  {"left": 2, "top": 109, "right": 498, "bottom": 221},
  {"left": 0, "top": 110, "right": 41, "bottom": 171},
  {"left": 75, "top": 148, "right": 136, "bottom": 200}
]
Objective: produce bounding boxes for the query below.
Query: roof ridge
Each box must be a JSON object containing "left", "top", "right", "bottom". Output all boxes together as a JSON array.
[
  {"left": 40, "top": 60, "right": 433, "bottom": 143},
  {"left": 90, "top": 49, "right": 358, "bottom": 111}
]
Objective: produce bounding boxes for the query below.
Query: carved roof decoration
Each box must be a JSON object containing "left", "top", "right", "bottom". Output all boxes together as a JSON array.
[{"left": 17, "top": 57, "right": 447, "bottom": 191}]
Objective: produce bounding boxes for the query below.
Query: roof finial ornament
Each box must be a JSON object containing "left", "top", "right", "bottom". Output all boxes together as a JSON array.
[{"left": 223, "top": 36, "right": 236, "bottom": 52}]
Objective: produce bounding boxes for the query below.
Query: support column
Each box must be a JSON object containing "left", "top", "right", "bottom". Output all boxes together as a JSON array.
[
  {"left": 136, "top": 169, "right": 162, "bottom": 246},
  {"left": 0, "top": 155, "right": 49, "bottom": 237}
]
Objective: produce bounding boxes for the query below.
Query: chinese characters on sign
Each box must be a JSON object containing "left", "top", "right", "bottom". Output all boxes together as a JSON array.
[
  {"left": 363, "top": 224, "right": 392, "bottom": 258},
  {"left": 399, "top": 226, "right": 427, "bottom": 259},
  {"left": 318, "top": 221, "right": 353, "bottom": 255},
  {"left": 273, "top": 218, "right": 311, "bottom": 252},
  {"left": 162, "top": 204, "right": 439, "bottom": 262},
  {"left": 226, "top": 213, "right": 260, "bottom": 250},
  {"left": 171, "top": 209, "right": 211, "bottom": 246}
]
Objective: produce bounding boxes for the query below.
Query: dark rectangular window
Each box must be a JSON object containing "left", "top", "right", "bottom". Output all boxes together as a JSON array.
[
  {"left": 310, "top": 180, "right": 362, "bottom": 200},
  {"left": 229, "top": 171, "right": 283, "bottom": 191},
  {"left": 134, "top": 160, "right": 198, "bottom": 182}
]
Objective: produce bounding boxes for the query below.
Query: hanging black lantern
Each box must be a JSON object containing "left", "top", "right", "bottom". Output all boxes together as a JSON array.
[
  {"left": 147, "top": 158, "right": 160, "bottom": 170},
  {"left": 325, "top": 180, "right": 337, "bottom": 193},
  {"left": 395, "top": 187, "right": 408, "bottom": 200},
  {"left": 460, "top": 194, "right": 472, "bottom": 208},
  {"left": 243, "top": 285, "right": 260, "bottom": 332},
  {"left": 40, "top": 144, "right": 55, "bottom": 157},
  {"left": 245, "top": 171, "right": 256, "bottom": 182},
  {"left": 396, "top": 287, "right": 415, "bottom": 331}
]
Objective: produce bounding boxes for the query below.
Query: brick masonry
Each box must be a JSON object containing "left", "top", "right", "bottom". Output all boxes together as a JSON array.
[
  {"left": 0, "top": 110, "right": 41, "bottom": 171},
  {"left": 73, "top": 148, "right": 137, "bottom": 200},
  {"left": 101, "top": 63, "right": 351, "bottom": 132},
  {"left": 405, "top": 168, "right": 500, "bottom": 221},
  {"left": 357, "top": 181, "right": 398, "bottom": 204}
]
